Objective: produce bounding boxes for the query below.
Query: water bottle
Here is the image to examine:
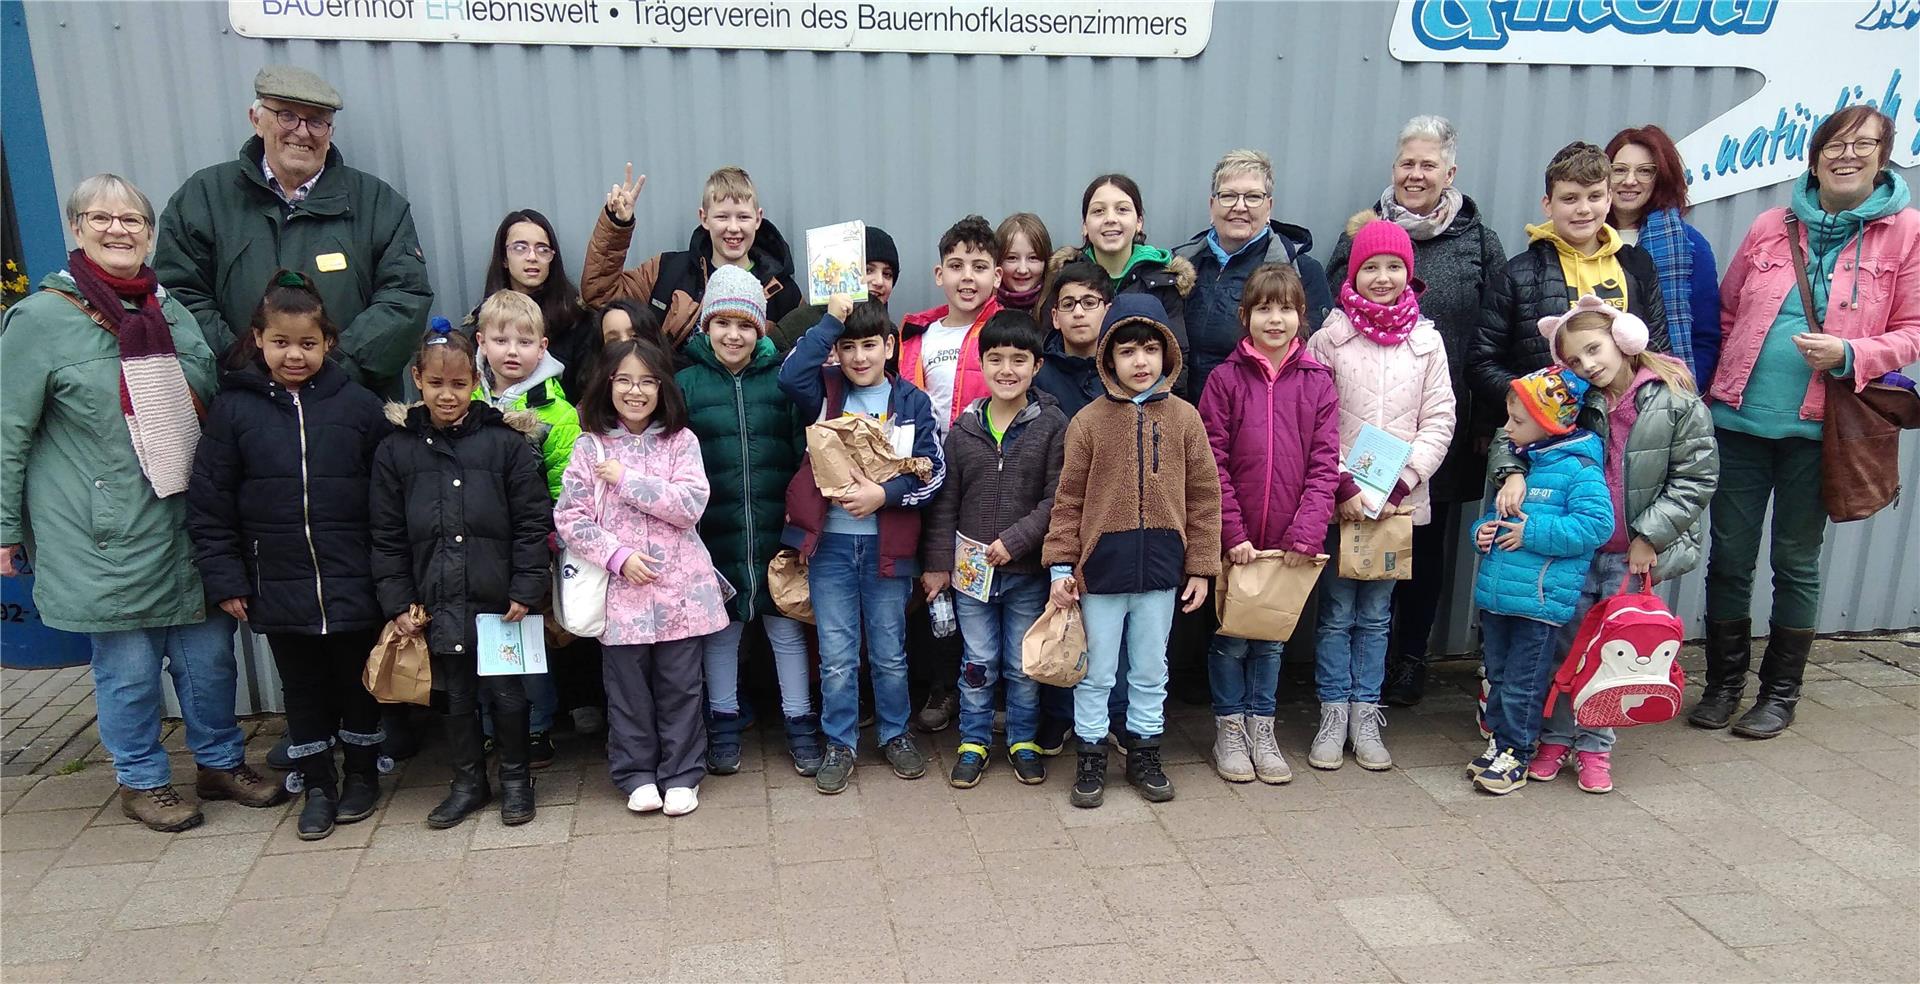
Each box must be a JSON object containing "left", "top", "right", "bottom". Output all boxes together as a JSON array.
[{"left": 931, "top": 590, "right": 957, "bottom": 638}]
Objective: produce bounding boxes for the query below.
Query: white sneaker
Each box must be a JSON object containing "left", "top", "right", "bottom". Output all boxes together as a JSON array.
[
  {"left": 663, "top": 785, "right": 699, "bottom": 817},
  {"left": 626, "top": 783, "right": 662, "bottom": 812}
]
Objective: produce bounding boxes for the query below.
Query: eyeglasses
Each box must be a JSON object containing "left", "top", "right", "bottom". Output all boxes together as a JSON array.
[
  {"left": 611, "top": 375, "right": 661, "bottom": 393},
  {"left": 265, "top": 107, "right": 334, "bottom": 136},
  {"left": 506, "top": 241, "right": 555, "bottom": 260},
  {"left": 1055, "top": 295, "right": 1107, "bottom": 313},
  {"left": 81, "top": 211, "right": 149, "bottom": 234},
  {"left": 1610, "top": 164, "right": 1660, "bottom": 182},
  {"left": 1819, "top": 137, "right": 1882, "bottom": 160},
  {"left": 1212, "top": 192, "right": 1271, "bottom": 208}
]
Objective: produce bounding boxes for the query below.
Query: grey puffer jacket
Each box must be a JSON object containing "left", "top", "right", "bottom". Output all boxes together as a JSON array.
[{"left": 1489, "top": 373, "right": 1717, "bottom": 582}]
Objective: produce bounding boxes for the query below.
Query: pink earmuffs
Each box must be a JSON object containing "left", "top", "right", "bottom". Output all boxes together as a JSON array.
[{"left": 1537, "top": 294, "right": 1649, "bottom": 356}]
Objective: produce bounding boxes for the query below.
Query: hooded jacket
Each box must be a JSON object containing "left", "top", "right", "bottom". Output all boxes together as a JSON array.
[
  {"left": 1305, "top": 310, "right": 1459, "bottom": 527},
  {"left": 1471, "top": 429, "right": 1613, "bottom": 624},
  {"left": 154, "top": 137, "right": 432, "bottom": 395},
  {"left": 1041, "top": 295, "right": 1222, "bottom": 593},
  {"left": 676, "top": 332, "right": 806, "bottom": 622},
  {"left": 476, "top": 351, "right": 580, "bottom": 500},
  {"left": 1033, "top": 328, "right": 1104, "bottom": 420},
  {"left": 580, "top": 208, "right": 801, "bottom": 345},
  {"left": 922, "top": 392, "right": 1069, "bottom": 577},
  {"left": 1470, "top": 228, "right": 1670, "bottom": 435},
  {"left": 1196, "top": 338, "right": 1342, "bottom": 556},
  {"left": 368, "top": 402, "right": 555, "bottom": 658},
  {"left": 898, "top": 296, "right": 1006, "bottom": 426},
  {"left": 1172, "top": 220, "right": 1336, "bottom": 399},
  {"left": 1050, "top": 245, "right": 1196, "bottom": 398},
  {"left": 187, "top": 361, "right": 392, "bottom": 635}
]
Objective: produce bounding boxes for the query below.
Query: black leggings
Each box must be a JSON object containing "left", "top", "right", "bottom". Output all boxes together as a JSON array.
[
  {"left": 434, "top": 651, "right": 528, "bottom": 716},
  {"left": 267, "top": 631, "right": 384, "bottom": 761}
]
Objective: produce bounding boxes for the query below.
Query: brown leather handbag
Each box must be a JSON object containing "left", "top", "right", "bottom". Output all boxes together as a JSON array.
[{"left": 1784, "top": 215, "right": 1920, "bottom": 522}]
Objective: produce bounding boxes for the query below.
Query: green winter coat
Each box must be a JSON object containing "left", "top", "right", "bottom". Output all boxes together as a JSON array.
[
  {"left": 476, "top": 358, "right": 581, "bottom": 500},
  {"left": 1490, "top": 373, "right": 1717, "bottom": 582},
  {"left": 154, "top": 137, "right": 432, "bottom": 395},
  {"left": 675, "top": 333, "right": 805, "bottom": 621},
  {"left": 0, "top": 273, "right": 220, "bottom": 632}
]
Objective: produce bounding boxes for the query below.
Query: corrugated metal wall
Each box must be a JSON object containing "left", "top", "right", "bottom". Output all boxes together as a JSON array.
[{"left": 23, "top": 0, "right": 1920, "bottom": 671}]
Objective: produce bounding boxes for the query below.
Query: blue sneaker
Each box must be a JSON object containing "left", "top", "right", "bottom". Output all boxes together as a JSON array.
[
  {"left": 706, "top": 710, "right": 743, "bottom": 775},
  {"left": 949, "top": 742, "right": 988, "bottom": 788},
  {"left": 1473, "top": 748, "right": 1528, "bottom": 795}
]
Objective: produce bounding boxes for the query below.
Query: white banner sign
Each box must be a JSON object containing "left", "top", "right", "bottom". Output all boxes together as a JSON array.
[
  {"left": 229, "top": 0, "right": 1213, "bottom": 57},
  {"left": 1390, "top": 0, "right": 1919, "bottom": 203}
]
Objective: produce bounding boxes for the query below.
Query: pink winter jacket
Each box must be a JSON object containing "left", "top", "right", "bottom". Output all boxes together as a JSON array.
[
  {"left": 1306, "top": 311, "right": 1458, "bottom": 526},
  {"left": 554, "top": 425, "right": 730, "bottom": 646},
  {"left": 1710, "top": 206, "right": 1920, "bottom": 421}
]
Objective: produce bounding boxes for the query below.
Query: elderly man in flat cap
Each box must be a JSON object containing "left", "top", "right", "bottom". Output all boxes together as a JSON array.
[{"left": 156, "top": 65, "right": 431, "bottom": 395}]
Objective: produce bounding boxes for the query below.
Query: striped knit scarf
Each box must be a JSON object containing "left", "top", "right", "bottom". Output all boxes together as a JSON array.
[
  {"left": 66, "top": 250, "right": 201, "bottom": 498},
  {"left": 1639, "top": 208, "right": 1694, "bottom": 366}
]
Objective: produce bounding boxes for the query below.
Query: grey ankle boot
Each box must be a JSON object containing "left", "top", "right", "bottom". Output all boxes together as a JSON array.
[
  {"left": 1348, "top": 702, "right": 1392, "bottom": 771},
  {"left": 1308, "top": 702, "right": 1349, "bottom": 770},
  {"left": 1245, "top": 715, "right": 1292, "bottom": 784},
  {"left": 1211, "top": 715, "right": 1255, "bottom": 783}
]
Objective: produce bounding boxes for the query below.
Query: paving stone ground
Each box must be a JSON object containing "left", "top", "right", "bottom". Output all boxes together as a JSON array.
[{"left": 2, "top": 637, "right": 1917, "bottom": 983}]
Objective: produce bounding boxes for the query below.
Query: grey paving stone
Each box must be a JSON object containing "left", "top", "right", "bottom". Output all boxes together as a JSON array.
[
  {"left": 15, "top": 862, "right": 150, "bottom": 914},
  {"left": 237, "top": 847, "right": 362, "bottom": 899},
  {"left": 1333, "top": 893, "right": 1471, "bottom": 948},
  {"left": 6, "top": 773, "right": 118, "bottom": 814},
  {"left": 146, "top": 831, "right": 271, "bottom": 880},
  {"left": 1736, "top": 856, "right": 1891, "bottom": 910},
  {"left": 112, "top": 874, "right": 238, "bottom": 929},
  {"left": 665, "top": 804, "right": 769, "bottom": 851},
  {"left": 1671, "top": 890, "right": 1819, "bottom": 948},
  {"left": 2, "top": 809, "right": 96, "bottom": 853}
]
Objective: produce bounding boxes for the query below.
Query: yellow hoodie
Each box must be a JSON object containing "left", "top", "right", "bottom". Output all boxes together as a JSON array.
[{"left": 1525, "top": 221, "right": 1631, "bottom": 313}]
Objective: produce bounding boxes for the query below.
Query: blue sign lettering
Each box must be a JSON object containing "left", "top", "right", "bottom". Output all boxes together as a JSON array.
[{"left": 1410, "top": 0, "right": 1777, "bottom": 50}]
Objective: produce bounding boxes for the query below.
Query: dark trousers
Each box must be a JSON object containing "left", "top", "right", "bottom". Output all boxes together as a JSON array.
[
  {"left": 550, "top": 637, "right": 606, "bottom": 713},
  {"left": 1391, "top": 512, "right": 1453, "bottom": 662},
  {"left": 434, "top": 651, "right": 529, "bottom": 715},
  {"left": 907, "top": 604, "right": 962, "bottom": 707},
  {"left": 268, "top": 631, "right": 383, "bottom": 772},
  {"left": 1705, "top": 428, "right": 1826, "bottom": 630},
  {"left": 604, "top": 638, "right": 707, "bottom": 793}
]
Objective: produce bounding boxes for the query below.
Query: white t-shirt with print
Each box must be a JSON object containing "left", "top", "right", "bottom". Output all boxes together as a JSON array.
[{"left": 919, "top": 320, "right": 970, "bottom": 433}]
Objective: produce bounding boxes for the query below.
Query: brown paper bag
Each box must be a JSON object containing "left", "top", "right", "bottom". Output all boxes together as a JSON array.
[
  {"left": 1339, "top": 515, "right": 1414, "bottom": 581},
  {"left": 363, "top": 605, "right": 432, "bottom": 705},
  {"left": 1215, "top": 552, "right": 1328, "bottom": 641},
  {"left": 767, "top": 549, "right": 815, "bottom": 625},
  {"left": 1021, "top": 601, "right": 1088, "bottom": 688},
  {"left": 806, "top": 416, "right": 933, "bottom": 498}
]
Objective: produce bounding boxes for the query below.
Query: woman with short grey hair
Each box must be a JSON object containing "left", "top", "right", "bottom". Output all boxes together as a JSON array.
[
  {"left": 1327, "top": 115, "right": 1508, "bottom": 705},
  {"left": 1, "top": 173, "right": 286, "bottom": 831}
]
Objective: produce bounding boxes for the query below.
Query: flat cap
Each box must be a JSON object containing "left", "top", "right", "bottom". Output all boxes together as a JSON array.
[{"left": 253, "top": 65, "right": 342, "bottom": 111}]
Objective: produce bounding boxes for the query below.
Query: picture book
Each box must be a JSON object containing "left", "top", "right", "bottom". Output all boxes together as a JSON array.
[
  {"left": 1345, "top": 423, "right": 1414, "bottom": 519},
  {"left": 953, "top": 532, "right": 996, "bottom": 603},
  {"left": 806, "top": 220, "right": 869, "bottom": 305},
  {"left": 477, "top": 613, "right": 549, "bottom": 676}
]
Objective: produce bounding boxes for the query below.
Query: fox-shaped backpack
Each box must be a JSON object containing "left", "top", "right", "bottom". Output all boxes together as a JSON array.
[{"left": 1543, "top": 573, "right": 1686, "bottom": 728}]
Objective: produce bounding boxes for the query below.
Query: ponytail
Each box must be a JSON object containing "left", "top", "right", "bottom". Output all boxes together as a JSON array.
[{"left": 230, "top": 269, "right": 338, "bottom": 369}]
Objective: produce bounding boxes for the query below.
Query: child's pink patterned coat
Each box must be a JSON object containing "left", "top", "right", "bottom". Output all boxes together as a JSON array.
[{"left": 554, "top": 425, "right": 730, "bottom": 645}]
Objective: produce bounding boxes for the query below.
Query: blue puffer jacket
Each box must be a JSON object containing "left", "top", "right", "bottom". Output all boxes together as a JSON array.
[{"left": 1471, "top": 429, "right": 1612, "bottom": 624}]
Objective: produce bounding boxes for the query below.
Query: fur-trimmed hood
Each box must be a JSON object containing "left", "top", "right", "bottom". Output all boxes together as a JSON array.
[{"left": 383, "top": 400, "right": 543, "bottom": 437}]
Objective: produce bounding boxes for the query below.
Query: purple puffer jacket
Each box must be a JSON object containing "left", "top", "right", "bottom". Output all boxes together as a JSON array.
[{"left": 1196, "top": 339, "right": 1342, "bottom": 555}]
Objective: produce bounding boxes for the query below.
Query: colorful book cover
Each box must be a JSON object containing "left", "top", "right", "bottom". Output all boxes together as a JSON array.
[
  {"left": 805, "top": 220, "right": 868, "bottom": 305},
  {"left": 953, "top": 532, "right": 996, "bottom": 603},
  {"left": 1345, "top": 423, "right": 1414, "bottom": 519},
  {"left": 476, "top": 614, "right": 548, "bottom": 676}
]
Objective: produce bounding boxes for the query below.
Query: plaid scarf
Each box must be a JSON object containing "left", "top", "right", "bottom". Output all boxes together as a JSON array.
[
  {"left": 66, "top": 250, "right": 202, "bottom": 498},
  {"left": 1639, "top": 208, "right": 1693, "bottom": 366}
]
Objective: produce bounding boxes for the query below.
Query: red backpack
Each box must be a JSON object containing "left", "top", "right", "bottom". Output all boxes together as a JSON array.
[{"left": 1543, "top": 574, "right": 1685, "bottom": 728}]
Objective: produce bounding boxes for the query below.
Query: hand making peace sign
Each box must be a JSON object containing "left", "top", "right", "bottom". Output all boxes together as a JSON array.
[{"left": 605, "top": 162, "right": 647, "bottom": 222}]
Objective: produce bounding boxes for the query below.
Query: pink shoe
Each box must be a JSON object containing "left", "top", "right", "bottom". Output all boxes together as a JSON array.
[
  {"left": 1526, "top": 743, "right": 1571, "bottom": 781},
  {"left": 1575, "top": 751, "right": 1613, "bottom": 793}
]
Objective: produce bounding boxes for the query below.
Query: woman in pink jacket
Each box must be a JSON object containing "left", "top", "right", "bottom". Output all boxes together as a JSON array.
[
  {"left": 556, "top": 338, "right": 730, "bottom": 817},
  {"left": 1697, "top": 106, "right": 1920, "bottom": 740},
  {"left": 1305, "top": 219, "right": 1457, "bottom": 773}
]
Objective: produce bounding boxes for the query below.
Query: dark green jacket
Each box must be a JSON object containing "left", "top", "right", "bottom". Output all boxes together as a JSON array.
[
  {"left": 154, "top": 137, "right": 432, "bottom": 395},
  {"left": 675, "top": 333, "right": 805, "bottom": 621}
]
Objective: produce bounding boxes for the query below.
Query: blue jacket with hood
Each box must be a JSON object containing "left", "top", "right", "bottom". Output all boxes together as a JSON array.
[{"left": 1471, "top": 429, "right": 1613, "bottom": 625}]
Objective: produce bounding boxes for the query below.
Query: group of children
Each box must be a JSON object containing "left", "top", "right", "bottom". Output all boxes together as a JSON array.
[{"left": 183, "top": 143, "right": 1721, "bottom": 838}]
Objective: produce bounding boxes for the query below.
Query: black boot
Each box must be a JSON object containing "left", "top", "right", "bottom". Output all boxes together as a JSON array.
[
  {"left": 1382, "top": 653, "right": 1429, "bottom": 707},
  {"left": 381, "top": 704, "right": 420, "bottom": 761},
  {"left": 1071, "top": 747, "right": 1107, "bottom": 809},
  {"left": 1124, "top": 733, "right": 1175, "bottom": 803},
  {"left": 1732, "top": 624, "right": 1813, "bottom": 740},
  {"left": 295, "top": 750, "right": 337, "bottom": 840},
  {"left": 336, "top": 739, "right": 383, "bottom": 824},
  {"left": 1688, "top": 618, "right": 1751, "bottom": 729},
  {"left": 426, "top": 713, "right": 492, "bottom": 829},
  {"left": 493, "top": 705, "right": 537, "bottom": 826}
]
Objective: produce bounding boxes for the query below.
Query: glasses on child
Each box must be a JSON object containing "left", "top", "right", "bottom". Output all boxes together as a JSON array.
[
  {"left": 507, "top": 241, "right": 555, "bottom": 259},
  {"left": 1056, "top": 295, "right": 1106, "bottom": 313},
  {"left": 1819, "top": 137, "right": 1882, "bottom": 160},
  {"left": 611, "top": 375, "right": 660, "bottom": 392},
  {"left": 1610, "top": 164, "right": 1659, "bottom": 182},
  {"left": 1212, "top": 192, "right": 1270, "bottom": 208},
  {"left": 81, "top": 211, "right": 149, "bottom": 233}
]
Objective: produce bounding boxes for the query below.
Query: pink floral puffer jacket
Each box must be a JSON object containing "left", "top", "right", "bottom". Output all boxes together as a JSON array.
[{"left": 554, "top": 425, "right": 730, "bottom": 646}]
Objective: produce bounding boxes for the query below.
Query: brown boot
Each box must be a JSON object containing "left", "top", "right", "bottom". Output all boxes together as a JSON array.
[
  {"left": 195, "top": 763, "right": 289, "bottom": 808},
  {"left": 119, "top": 785, "right": 205, "bottom": 832}
]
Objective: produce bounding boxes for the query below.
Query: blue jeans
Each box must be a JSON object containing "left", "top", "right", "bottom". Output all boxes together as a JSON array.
[
  {"left": 88, "top": 614, "right": 245, "bottom": 790},
  {"left": 1208, "top": 635, "right": 1283, "bottom": 716},
  {"left": 1315, "top": 577, "right": 1395, "bottom": 703},
  {"left": 1540, "top": 552, "right": 1627, "bottom": 754},
  {"left": 1479, "top": 611, "right": 1564, "bottom": 755},
  {"left": 811, "top": 533, "right": 911, "bottom": 751},
  {"left": 1075, "top": 590, "right": 1176, "bottom": 742},
  {"left": 954, "top": 573, "right": 1047, "bottom": 747},
  {"left": 701, "top": 614, "right": 815, "bottom": 719}
]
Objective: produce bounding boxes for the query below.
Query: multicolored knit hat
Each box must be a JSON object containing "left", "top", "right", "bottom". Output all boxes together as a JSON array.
[
  {"left": 699, "top": 264, "right": 766, "bottom": 332},
  {"left": 1510, "top": 365, "right": 1590, "bottom": 436}
]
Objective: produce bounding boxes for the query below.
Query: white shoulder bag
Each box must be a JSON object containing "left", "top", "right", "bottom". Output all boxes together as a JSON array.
[{"left": 552, "top": 436, "right": 611, "bottom": 637}]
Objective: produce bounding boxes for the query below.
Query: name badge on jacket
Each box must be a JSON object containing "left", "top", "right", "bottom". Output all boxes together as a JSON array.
[{"left": 315, "top": 252, "right": 348, "bottom": 273}]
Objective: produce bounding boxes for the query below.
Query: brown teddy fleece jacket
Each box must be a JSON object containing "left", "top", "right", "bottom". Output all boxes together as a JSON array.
[{"left": 1042, "top": 295, "right": 1222, "bottom": 594}]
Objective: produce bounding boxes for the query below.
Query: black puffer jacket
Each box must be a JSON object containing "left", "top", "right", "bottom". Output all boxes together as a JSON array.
[
  {"left": 186, "top": 362, "right": 392, "bottom": 635},
  {"left": 1469, "top": 236, "right": 1671, "bottom": 437},
  {"left": 369, "top": 402, "right": 554, "bottom": 658}
]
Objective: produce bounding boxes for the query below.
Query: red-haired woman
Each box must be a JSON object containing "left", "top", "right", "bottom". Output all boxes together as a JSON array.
[{"left": 1605, "top": 125, "right": 1721, "bottom": 384}]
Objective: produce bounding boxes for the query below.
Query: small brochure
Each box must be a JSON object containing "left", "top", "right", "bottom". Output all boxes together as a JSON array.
[
  {"left": 953, "top": 532, "right": 996, "bottom": 603},
  {"left": 806, "top": 220, "right": 868, "bottom": 305},
  {"left": 1345, "top": 423, "right": 1414, "bottom": 519},
  {"left": 477, "top": 613, "right": 548, "bottom": 676}
]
